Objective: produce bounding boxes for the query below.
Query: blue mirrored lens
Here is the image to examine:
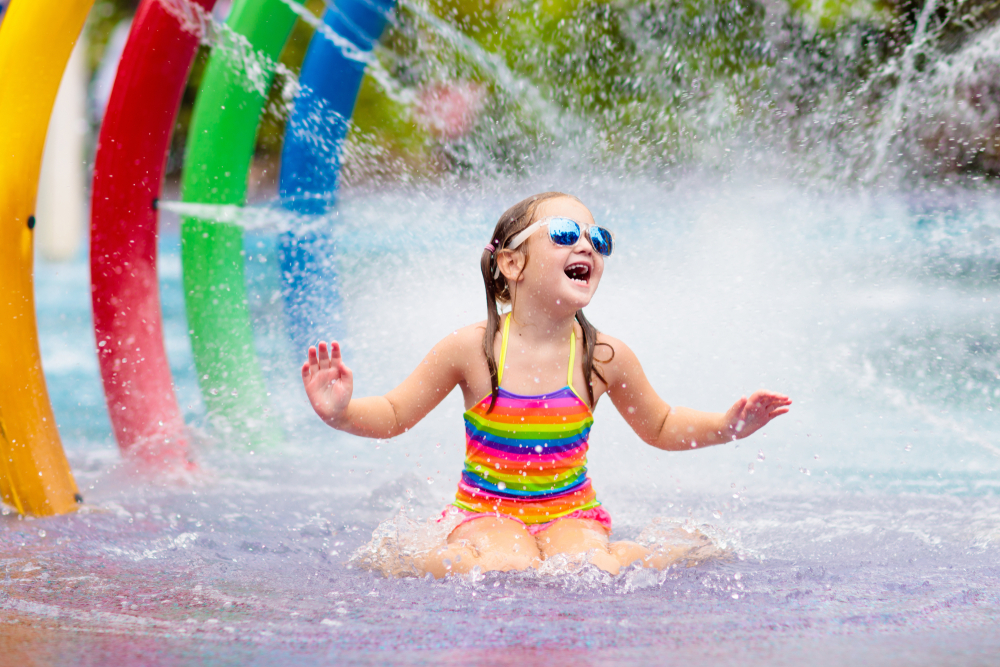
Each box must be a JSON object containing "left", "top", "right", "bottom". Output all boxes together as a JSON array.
[
  {"left": 547, "top": 218, "right": 581, "bottom": 246},
  {"left": 589, "top": 227, "right": 613, "bottom": 256}
]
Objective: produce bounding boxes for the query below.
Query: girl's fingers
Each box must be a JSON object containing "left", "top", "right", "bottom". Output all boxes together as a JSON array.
[
  {"left": 317, "top": 341, "right": 330, "bottom": 369},
  {"left": 749, "top": 392, "right": 792, "bottom": 410},
  {"left": 328, "top": 341, "right": 347, "bottom": 376},
  {"left": 308, "top": 346, "right": 319, "bottom": 374}
]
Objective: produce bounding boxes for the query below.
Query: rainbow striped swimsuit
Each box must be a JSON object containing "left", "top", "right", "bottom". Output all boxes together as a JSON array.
[{"left": 453, "top": 314, "right": 602, "bottom": 525}]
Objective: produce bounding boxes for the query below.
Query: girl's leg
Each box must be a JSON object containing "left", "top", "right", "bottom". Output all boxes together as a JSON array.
[
  {"left": 609, "top": 541, "right": 657, "bottom": 569},
  {"left": 537, "top": 518, "right": 696, "bottom": 574},
  {"left": 417, "top": 516, "right": 541, "bottom": 578},
  {"left": 534, "top": 518, "right": 650, "bottom": 575}
]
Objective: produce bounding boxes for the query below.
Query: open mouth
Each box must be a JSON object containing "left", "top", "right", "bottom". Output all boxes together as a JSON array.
[{"left": 564, "top": 263, "right": 591, "bottom": 285}]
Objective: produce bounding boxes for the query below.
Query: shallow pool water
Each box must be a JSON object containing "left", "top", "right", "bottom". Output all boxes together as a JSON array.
[{"left": 4, "top": 177, "right": 1000, "bottom": 665}]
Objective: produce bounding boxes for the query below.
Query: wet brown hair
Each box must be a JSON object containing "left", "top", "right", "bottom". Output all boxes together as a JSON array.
[{"left": 480, "top": 192, "right": 614, "bottom": 412}]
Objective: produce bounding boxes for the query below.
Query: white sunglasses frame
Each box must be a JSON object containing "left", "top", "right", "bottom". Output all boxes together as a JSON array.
[{"left": 493, "top": 216, "right": 614, "bottom": 279}]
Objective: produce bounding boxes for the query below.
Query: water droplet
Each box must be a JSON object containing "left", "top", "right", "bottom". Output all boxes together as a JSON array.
[
  {"left": 426, "top": 477, "right": 434, "bottom": 485},
  {"left": 757, "top": 450, "right": 765, "bottom": 462},
  {"left": 37, "top": 530, "right": 46, "bottom": 538},
  {"left": 748, "top": 463, "right": 755, "bottom": 474},
  {"left": 497, "top": 482, "right": 506, "bottom": 490},
  {"left": 905, "top": 444, "right": 912, "bottom": 452},
  {"left": 799, "top": 467, "right": 811, "bottom": 476}
]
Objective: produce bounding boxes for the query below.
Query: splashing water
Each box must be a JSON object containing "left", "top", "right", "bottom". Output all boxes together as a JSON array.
[
  {"left": 10, "top": 173, "right": 1000, "bottom": 663},
  {"left": 155, "top": 0, "right": 300, "bottom": 101},
  {"left": 350, "top": 511, "right": 735, "bottom": 578},
  {"left": 865, "top": 0, "right": 944, "bottom": 180},
  {"left": 396, "top": 0, "right": 578, "bottom": 139},
  {"left": 274, "top": 0, "right": 417, "bottom": 105}
]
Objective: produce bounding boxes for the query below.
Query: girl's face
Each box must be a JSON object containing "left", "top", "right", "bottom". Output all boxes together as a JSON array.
[{"left": 514, "top": 197, "right": 605, "bottom": 313}]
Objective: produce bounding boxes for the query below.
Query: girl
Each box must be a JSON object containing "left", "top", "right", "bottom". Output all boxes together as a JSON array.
[{"left": 302, "top": 192, "right": 791, "bottom": 578}]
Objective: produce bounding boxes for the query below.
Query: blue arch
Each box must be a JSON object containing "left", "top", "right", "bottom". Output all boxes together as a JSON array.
[{"left": 278, "top": 0, "right": 395, "bottom": 351}]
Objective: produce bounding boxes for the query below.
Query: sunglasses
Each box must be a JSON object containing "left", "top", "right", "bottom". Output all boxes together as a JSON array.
[{"left": 510, "top": 216, "right": 615, "bottom": 256}]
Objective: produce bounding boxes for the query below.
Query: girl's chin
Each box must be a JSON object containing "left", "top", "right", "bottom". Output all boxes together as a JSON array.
[{"left": 555, "top": 288, "right": 594, "bottom": 310}]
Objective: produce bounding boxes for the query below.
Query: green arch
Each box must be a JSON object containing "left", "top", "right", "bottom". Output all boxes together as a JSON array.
[{"left": 180, "top": 0, "right": 303, "bottom": 447}]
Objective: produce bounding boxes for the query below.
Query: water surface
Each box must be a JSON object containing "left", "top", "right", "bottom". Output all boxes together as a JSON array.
[{"left": 4, "top": 177, "right": 1000, "bottom": 665}]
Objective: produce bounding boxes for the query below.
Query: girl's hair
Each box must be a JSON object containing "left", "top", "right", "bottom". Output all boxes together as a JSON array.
[{"left": 480, "top": 191, "right": 614, "bottom": 412}]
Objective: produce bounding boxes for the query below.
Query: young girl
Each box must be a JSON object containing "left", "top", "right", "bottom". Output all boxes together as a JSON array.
[{"left": 302, "top": 192, "right": 791, "bottom": 578}]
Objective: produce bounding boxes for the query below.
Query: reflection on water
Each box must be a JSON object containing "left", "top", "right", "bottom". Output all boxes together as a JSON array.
[{"left": 6, "top": 177, "right": 1000, "bottom": 663}]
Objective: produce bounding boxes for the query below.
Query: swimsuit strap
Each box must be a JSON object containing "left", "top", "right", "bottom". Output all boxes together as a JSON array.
[
  {"left": 497, "top": 312, "right": 576, "bottom": 390},
  {"left": 497, "top": 312, "right": 512, "bottom": 386},
  {"left": 567, "top": 324, "right": 576, "bottom": 391}
]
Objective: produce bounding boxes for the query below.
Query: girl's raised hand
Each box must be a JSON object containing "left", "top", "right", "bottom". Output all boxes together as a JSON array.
[
  {"left": 301, "top": 341, "right": 354, "bottom": 427},
  {"left": 724, "top": 390, "right": 792, "bottom": 440}
]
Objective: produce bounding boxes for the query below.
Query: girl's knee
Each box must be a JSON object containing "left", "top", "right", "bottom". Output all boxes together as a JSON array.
[
  {"left": 536, "top": 518, "right": 610, "bottom": 558},
  {"left": 429, "top": 517, "right": 540, "bottom": 576}
]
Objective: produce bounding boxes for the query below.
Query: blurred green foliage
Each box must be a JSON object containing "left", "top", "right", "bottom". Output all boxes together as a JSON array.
[
  {"left": 371, "top": 0, "right": 774, "bottom": 169},
  {"left": 787, "top": 0, "right": 891, "bottom": 31},
  {"left": 84, "top": 0, "right": 778, "bottom": 177},
  {"left": 86, "top": 0, "right": 139, "bottom": 73},
  {"left": 86, "top": 0, "right": 988, "bottom": 182}
]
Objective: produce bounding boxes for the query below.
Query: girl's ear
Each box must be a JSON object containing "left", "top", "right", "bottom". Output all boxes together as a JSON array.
[{"left": 496, "top": 249, "right": 526, "bottom": 283}]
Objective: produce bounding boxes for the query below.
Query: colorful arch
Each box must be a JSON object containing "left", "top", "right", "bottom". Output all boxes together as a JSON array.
[
  {"left": 178, "top": 0, "right": 303, "bottom": 448},
  {"left": 2, "top": 0, "right": 401, "bottom": 511},
  {"left": 90, "top": 0, "right": 217, "bottom": 467},
  {"left": 277, "top": 0, "right": 395, "bottom": 352},
  {"left": 93, "top": 0, "right": 397, "bottom": 459},
  {"left": 0, "top": 0, "right": 91, "bottom": 515}
]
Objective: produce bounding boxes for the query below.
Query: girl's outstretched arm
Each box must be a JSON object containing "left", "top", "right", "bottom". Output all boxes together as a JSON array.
[
  {"left": 600, "top": 336, "right": 791, "bottom": 451},
  {"left": 302, "top": 333, "right": 467, "bottom": 439}
]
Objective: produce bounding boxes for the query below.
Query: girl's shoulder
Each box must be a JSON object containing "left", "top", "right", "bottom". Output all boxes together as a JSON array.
[
  {"left": 593, "top": 330, "right": 639, "bottom": 371},
  {"left": 432, "top": 320, "right": 489, "bottom": 358},
  {"left": 594, "top": 329, "right": 622, "bottom": 353}
]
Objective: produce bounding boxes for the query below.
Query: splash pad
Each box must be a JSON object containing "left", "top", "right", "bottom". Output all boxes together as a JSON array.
[{"left": 4, "top": 0, "right": 1000, "bottom": 664}]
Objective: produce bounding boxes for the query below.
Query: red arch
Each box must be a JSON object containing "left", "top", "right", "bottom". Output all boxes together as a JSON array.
[{"left": 90, "top": 0, "right": 216, "bottom": 467}]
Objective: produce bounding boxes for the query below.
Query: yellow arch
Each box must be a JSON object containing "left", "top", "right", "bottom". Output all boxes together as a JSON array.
[{"left": 0, "top": 0, "right": 93, "bottom": 515}]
